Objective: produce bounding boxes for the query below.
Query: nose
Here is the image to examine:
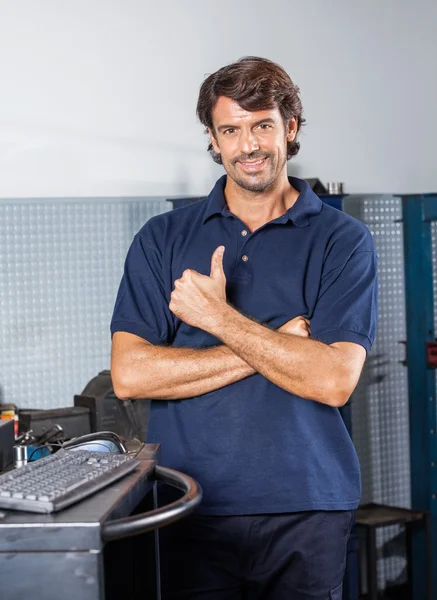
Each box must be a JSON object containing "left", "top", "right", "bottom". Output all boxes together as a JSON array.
[{"left": 239, "top": 129, "right": 259, "bottom": 155}]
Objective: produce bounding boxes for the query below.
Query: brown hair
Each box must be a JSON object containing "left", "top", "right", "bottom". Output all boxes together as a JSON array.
[{"left": 196, "top": 56, "right": 305, "bottom": 164}]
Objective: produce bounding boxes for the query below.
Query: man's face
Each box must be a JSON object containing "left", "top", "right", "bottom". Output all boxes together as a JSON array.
[{"left": 209, "top": 96, "right": 297, "bottom": 193}]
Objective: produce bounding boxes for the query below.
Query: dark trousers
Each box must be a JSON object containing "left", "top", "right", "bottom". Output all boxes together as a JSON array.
[{"left": 159, "top": 510, "right": 354, "bottom": 600}]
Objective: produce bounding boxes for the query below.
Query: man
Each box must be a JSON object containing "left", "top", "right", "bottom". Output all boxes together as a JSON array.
[{"left": 110, "top": 56, "right": 377, "bottom": 599}]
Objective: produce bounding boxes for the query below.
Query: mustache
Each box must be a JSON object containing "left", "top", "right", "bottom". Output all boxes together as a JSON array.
[{"left": 232, "top": 152, "right": 270, "bottom": 165}]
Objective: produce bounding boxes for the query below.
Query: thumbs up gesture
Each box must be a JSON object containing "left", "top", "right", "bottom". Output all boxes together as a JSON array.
[
  {"left": 209, "top": 245, "right": 226, "bottom": 285},
  {"left": 169, "top": 246, "right": 227, "bottom": 331}
]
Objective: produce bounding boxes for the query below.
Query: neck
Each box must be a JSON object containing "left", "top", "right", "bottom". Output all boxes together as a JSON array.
[{"left": 223, "top": 171, "right": 299, "bottom": 232}]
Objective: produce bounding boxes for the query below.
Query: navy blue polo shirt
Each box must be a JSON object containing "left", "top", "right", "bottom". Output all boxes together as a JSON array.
[{"left": 111, "top": 175, "right": 377, "bottom": 515}]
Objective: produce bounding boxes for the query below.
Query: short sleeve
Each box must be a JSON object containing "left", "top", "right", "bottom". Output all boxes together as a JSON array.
[
  {"left": 110, "top": 230, "right": 174, "bottom": 345},
  {"left": 310, "top": 250, "right": 378, "bottom": 353}
]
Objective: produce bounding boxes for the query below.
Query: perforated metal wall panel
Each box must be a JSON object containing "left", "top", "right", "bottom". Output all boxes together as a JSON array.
[
  {"left": 0, "top": 197, "right": 170, "bottom": 410},
  {"left": 431, "top": 220, "right": 437, "bottom": 505},
  {"left": 344, "top": 195, "right": 410, "bottom": 589},
  {"left": 431, "top": 221, "right": 437, "bottom": 322}
]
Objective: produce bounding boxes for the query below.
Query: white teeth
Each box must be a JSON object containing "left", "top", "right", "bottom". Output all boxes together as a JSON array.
[{"left": 241, "top": 158, "right": 265, "bottom": 166}]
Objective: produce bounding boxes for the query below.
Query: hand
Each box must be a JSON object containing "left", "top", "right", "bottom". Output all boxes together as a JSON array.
[
  {"left": 169, "top": 246, "right": 228, "bottom": 331},
  {"left": 278, "top": 316, "right": 311, "bottom": 338}
]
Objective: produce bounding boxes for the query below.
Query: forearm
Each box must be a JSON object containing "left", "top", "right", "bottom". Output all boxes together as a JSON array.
[
  {"left": 210, "top": 306, "right": 353, "bottom": 407},
  {"left": 111, "top": 339, "right": 255, "bottom": 400}
]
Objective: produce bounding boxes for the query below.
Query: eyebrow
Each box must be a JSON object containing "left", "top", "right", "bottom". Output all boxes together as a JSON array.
[{"left": 217, "top": 118, "right": 277, "bottom": 133}]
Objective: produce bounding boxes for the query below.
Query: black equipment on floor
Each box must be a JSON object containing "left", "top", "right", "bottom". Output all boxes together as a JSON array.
[
  {"left": 0, "top": 419, "right": 14, "bottom": 471},
  {"left": 19, "top": 406, "right": 92, "bottom": 439},
  {"left": 18, "top": 370, "right": 149, "bottom": 443},
  {"left": 74, "top": 370, "right": 149, "bottom": 440}
]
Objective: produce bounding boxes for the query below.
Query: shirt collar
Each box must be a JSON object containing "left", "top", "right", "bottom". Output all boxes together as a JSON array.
[{"left": 202, "top": 175, "right": 323, "bottom": 227}]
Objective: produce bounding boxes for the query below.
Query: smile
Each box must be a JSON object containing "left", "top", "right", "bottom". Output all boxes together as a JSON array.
[{"left": 237, "top": 157, "right": 268, "bottom": 172}]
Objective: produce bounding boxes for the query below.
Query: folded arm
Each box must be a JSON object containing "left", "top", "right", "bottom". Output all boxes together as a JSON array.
[
  {"left": 111, "top": 316, "right": 309, "bottom": 400},
  {"left": 167, "top": 246, "right": 366, "bottom": 407},
  {"left": 111, "top": 332, "right": 254, "bottom": 400},
  {"left": 207, "top": 306, "right": 366, "bottom": 407}
]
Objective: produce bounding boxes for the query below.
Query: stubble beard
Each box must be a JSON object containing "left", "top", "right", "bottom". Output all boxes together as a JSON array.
[{"left": 225, "top": 151, "right": 287, "bottom": 193}]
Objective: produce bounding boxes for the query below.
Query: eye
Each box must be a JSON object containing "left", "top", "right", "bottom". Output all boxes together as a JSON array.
[
  {"left": 223, "top": 128, "right": 236, "bottom": 135},
  {"left": 258, "top": 123, "right": 272, "bottom": 130}
]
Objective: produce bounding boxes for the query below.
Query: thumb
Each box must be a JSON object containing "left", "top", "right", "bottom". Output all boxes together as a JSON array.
[{"left": 210, "top": 246, "right": 225, "bottom": 280}]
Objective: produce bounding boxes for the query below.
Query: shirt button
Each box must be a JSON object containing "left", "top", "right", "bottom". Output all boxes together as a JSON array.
[
  {"left": 241, "top": 229, "right": 248, "bottom": 236},
  {"left": 242, "top": 255, "right": 249, "bottom": 262}
]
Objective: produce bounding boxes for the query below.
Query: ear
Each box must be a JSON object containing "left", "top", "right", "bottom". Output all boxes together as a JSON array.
[
  {"left": 208, "top": 128, "right": 220, "bottom": 154},
  {"left": 286, "top": 117, "right": 298, "bottom": 142}
]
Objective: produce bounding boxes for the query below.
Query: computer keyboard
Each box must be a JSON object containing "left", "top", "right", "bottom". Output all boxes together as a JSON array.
[{"left": 0, "top": 449, "right": 140, "bottom": 514}]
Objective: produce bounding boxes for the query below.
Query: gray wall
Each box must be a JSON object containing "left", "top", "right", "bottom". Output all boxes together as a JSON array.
[{"left": 0, "top": 0, "right": 436, "bottom": 197}]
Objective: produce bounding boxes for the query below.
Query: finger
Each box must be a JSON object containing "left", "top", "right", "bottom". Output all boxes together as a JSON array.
[
  {"left": 298, "top": 330, "right": 309, "bottom": 338},
  {"left": 210, "top": 246, "right": 225, "bottom": 279},
  {"left": 295, "top": 316, "right": 310, "bottom": 326}
]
